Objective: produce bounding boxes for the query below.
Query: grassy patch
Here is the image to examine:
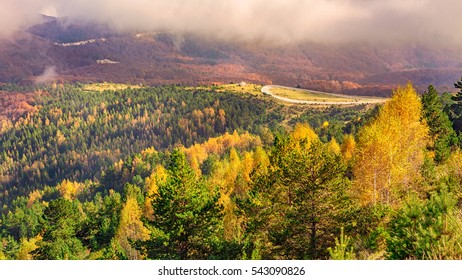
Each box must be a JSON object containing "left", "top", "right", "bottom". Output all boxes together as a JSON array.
[
  {"left": 83, "top": 82, "right": 143, "bottom": 92},
  {"left": 216, "top": 83, "right": 262, "bottom": 95},
  {"left": 186, "top": 83, "right": 263, "bottom": 96},
  {"left": 270, "top": 87, "right": 354, "bottom": 102}
]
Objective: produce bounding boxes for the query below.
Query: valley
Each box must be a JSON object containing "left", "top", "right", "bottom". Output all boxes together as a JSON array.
[{"left": 0, "top": 6, "right": 462, "bottom": 262}]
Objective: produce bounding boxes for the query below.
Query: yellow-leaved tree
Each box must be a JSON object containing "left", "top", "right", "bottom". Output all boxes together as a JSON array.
[
  {"left": 57, "top": 180, "right": 84, "bottom": 200},
  {"left": 291, "top": 123, "right": 319, "bottom": 145},
  {"left": 114, "top": 189, "right": 150, "bottom": 260},
  {"left": 328, "top": 138, "right": 341, "bottom": 155},
  {"left": 353, "top": 83, "right": 429, "bottom": 206},
  {"left": 144, "top": 165, "right": 167, "bottom": 221},
  {"left": 341, "top": 134, "right": 356, "bottom": 162}
]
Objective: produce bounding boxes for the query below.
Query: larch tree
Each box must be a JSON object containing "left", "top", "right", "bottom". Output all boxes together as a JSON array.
[
  {"left": 144, "top": 165, "right": 167, "bottom": 221},
  {"left": 56, "top": 180, "right": 84, "bottom": 200},
  {"left": 328, "top": 138, "right": 341, "bottom": 155}
]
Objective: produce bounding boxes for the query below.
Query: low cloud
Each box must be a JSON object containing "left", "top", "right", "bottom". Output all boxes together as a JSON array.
[
  {"left": 34, "top": 66, "right": 58, "bottom": 85},
  {"left": 2, "top": 0, "right": 462, "bottom": 46},
  {"left": 0, "top": 1, "right": 43, "bottom": 38}
]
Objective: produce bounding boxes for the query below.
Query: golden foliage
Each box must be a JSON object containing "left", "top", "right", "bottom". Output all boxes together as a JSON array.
[
  {"left": 353, "top": 83, "right": 429, "bottom": 206},
  {"left": 291, "top": 123, "right": 318, "bottom": 144},
  {"left": 141, "top": 147, "right": 157, "bottom": 158},
  {"left": 206, "top": 148, "right": 255, "bottom": 241},
  {"left": 144, "top": 165, "right": 167, "bottom": 220},
  {"left": 353, "top": 123, "right": 390, "bottom": 204},
  {"left": 115, "top": 196, "right": 150, "bottom": 260},
  {"left": 252, "top": 146, "right": 270, "bottom": 177},
  {"left": 328, "top": 138, "right": 341, "bottom": 155},
  {"left": 56, "top": 180, "right": 84, "bottom": 200},
  {"left": 182, "top": 130, "right": 262, "bottom": 170},
  {"left": 341, "top": 134, "right": 356, "bottom": 161},
  {"left": 17, "top": 235, "right": 42, "bottom": 260},
  {"left": 27, "top": 189, "right": 43, "bottom": 208},
  {"left": 0, "top": 119, "right": 13, "bottom": 133},
  {"left": 56, "top": 130, "right": 66, "bottom": 145},
  {"left": 242, "top": 152, "right": 255, "bottom": 183}
]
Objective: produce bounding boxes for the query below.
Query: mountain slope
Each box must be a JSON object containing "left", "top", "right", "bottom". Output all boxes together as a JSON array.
[{"left": 1, "top": 18, "right": 461, "bottom": 95}]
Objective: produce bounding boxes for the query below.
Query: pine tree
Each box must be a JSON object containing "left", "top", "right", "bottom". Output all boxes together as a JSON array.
[
  {"left": 32, "top": 198, "right": 86, "bottom": 260},
  {"left": 449, "top": 77, "right": 462, "bottom": 132},
  {"left": 79, "top": 191, "right": 123, "bottom": 257},
  {"left": 421, "top": 85, "right": 457, "bottom": 163},
  {"left": 386, "top": 192, "right": 462, "bottom": 259},
  {"left": 242, "top": 128, "right": 350, "bottom": 259},
  {"left": 137, "top": 149, "right": 224, "bottom": 259}
]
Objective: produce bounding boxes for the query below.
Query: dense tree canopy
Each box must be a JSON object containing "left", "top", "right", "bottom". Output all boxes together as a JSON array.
[{"left": 1, "top": 81, "right": 462, "bottom": 260}]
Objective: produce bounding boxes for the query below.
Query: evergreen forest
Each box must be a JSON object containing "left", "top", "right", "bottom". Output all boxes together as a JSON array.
[{"left": 1, "top": 80, "right": 462, "bottom": 260}]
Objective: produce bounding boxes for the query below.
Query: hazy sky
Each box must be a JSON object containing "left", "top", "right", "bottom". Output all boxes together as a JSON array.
[{"left": 1, "top": 0, "right": 461, "bottom": 45}]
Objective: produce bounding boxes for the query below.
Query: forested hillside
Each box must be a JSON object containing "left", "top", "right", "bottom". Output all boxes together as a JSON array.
[{"left": 1, "top": 81, "right": 462, "bottom": 260}]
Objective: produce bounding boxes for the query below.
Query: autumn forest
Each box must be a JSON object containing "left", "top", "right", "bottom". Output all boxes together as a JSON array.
[{"left": 1, "top": 79, "right": 462, "bottom": 260}]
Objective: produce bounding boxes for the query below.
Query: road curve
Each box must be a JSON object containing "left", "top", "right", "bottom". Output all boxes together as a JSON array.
[{"left": 261, "top": 85, "right": 387, "bottom": 105}]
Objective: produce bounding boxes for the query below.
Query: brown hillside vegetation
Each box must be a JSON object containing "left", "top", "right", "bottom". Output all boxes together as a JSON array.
[
  {"left": 0, "top": 19, "right": 461, "bottom": 96},
  {"left": 0, "top": 90, "right": 38, "bottom": 131}
]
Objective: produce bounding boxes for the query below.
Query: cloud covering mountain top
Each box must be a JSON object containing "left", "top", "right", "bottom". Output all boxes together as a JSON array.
[{"left": 1, "top": 0, "right": 461, "bottom": 46}]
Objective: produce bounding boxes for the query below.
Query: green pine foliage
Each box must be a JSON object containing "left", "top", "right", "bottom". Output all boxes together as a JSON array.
[
  {"left": 1, "top": 80, "right": 462, "bottom": 260},
  {"left": 386, "top": 191, "right": 462, "bottom": 259},
  {"left": 328, "top": 227, "right": 355, "bottom": 260},
  {"left": 448, "top": 77, "right": 462, "bottom": 133},
  {"left": 136, "top": 149, "right": 225, "bottom": 259},
  {"left": 32, "top": 198, "right": 87, "bottom": 260},
  {"left": 239, "top": 133, "right": 351, "bottom": 259},
  {"left": 421, "top": 85, "right": 457, "bottom": 163}
]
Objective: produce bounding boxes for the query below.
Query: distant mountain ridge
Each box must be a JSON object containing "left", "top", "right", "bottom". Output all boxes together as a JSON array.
[{"left": 1, "top": 17, "right": 461, "bottom": 96}]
